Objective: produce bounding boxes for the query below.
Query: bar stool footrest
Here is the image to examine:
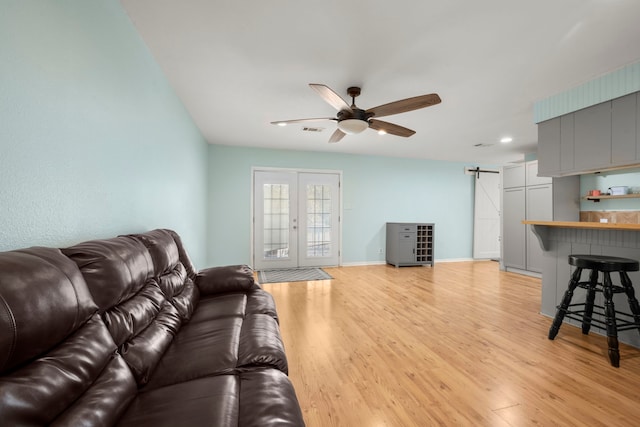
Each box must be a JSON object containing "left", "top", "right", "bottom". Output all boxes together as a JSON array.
[{"left": 560, "top": 303, "right": 640, "bottom": 331}]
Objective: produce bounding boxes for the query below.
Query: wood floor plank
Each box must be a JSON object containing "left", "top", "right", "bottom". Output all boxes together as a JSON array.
[{"left": 263, "top": 262, "right": 640, "bottom": 426}]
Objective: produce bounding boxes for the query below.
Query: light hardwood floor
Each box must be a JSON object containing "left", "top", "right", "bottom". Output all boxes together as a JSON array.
[{"left": 262, "top": 261, "right": 640, "bottom": 427}]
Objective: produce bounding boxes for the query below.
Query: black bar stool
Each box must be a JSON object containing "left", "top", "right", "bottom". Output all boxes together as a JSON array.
[{"left": 548, "top": 254, "right": 640, "bottom": 367}]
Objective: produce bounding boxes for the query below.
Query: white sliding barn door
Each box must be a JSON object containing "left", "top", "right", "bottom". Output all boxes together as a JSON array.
[{"left": 473, "top": 170, "right": 501, "bottom": 260}]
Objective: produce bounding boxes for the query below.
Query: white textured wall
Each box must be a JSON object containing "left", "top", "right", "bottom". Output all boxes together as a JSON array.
[{"left": 0, "top": 1, "right": 208, "bottom": 265}]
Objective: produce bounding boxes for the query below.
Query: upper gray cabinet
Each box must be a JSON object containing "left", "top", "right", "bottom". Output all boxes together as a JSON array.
[
  {"left": 560, "top": 114, "right": 575, "bottom": 171},
  {"left": 612, "top": 93, "right": 638, "bottom": 164},
  {"left": 537, "top": 91, "right": 639, "bottom": 177},
  {"left": 573, "top": 101, "right": 612, "bottom": 171},
  {"left": 537, "top": 117, "right": 560, "bottom": 176}
]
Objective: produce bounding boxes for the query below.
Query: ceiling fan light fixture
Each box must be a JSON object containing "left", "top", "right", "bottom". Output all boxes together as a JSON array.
[{"left": 337, "top": 118, "right": 368, "bottom": 134}]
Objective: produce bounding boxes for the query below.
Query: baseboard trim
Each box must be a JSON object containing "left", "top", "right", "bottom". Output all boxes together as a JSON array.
[
  {"left": 340, "top": 261, "right": 387, "bottom": 267},
  {"left": 435, "top": 258, "right": 475, "bottom": 263},
  {"left": 340, "top": 258, "right": 477, "bottom": 267},
  {"left": 505, "top": 267, "right": 542, "bottom": 278}
]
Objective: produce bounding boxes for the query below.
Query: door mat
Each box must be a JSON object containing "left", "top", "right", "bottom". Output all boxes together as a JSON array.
[{"left": 258, "top": 268, "right": 332, "bottom": 284}]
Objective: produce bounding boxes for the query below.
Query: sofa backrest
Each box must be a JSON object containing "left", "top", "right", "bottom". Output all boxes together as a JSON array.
[
  {"left": 0, "top": 247, "right": 137, "bottom": 425},
  {"left": 165, "top": 229, "right": 198, "bottom": 281},
  {"left": 62, "top": 235, "right": 182, "bottom": 386},
  {"left": 132, "top": 229, "right": 200, "bottom": 322}
]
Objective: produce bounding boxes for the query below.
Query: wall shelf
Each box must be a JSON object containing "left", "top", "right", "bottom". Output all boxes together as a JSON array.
[{"left": 583, "top": 194, "right": 640, "bottom": 202}]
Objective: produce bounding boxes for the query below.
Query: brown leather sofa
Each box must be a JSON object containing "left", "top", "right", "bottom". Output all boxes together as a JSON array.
[{"left": 0, "top": 229, "right": 305, "bottom": 426}]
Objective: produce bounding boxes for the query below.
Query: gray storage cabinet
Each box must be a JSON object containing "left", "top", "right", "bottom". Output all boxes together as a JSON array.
[
  {"left": 503, "top": 161, "right": 552, "bottom": 273},
  {"left": 503, "top": 187, "right": 527, "bottom": 270},
  {"left": 501, "top": 160, "right": 579, "bottom": 275},
  {"left": 537, "top": 91, "right": 640, "bottom": 177},
  {"left": 386, "top": 223, "right": 434, "bottom": 267}
]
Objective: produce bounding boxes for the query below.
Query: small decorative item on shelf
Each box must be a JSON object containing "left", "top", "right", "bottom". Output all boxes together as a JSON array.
[{"left": 608, "top": 186, "right": 629, "bottom": 196}]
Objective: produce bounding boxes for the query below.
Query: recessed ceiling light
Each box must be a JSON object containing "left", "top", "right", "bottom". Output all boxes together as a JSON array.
[
  {"left": 500, "top": 137, "right": 513, "bottom": 144},
  {"left": 276, "top": 122, "right": 287, "bottom": 127},
  {"left": 378, "top": 130, "right": 387, "bottom": 135}
]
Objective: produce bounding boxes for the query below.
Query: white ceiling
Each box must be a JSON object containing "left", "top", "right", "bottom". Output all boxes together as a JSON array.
[{"left": 121, "top": 0, "right": 640, "bottom": 165}]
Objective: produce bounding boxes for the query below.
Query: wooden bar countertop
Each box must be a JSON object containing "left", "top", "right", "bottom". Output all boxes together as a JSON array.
[{"left": 523, "top": 220, "right": 640, "bottom": 231}]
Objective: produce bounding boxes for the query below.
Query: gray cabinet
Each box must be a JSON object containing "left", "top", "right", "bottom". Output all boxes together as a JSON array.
[
  {"left": 538, "top": 91, "right": 640, "bottom": 176},
  {"left": 560, "top": 114, "right": 575, "bottom": 172},
  {"left": 501, "top": 161, "right": 579, "bottom": 275},
  {"left": 386, "top": 223, "right": 434, "bottom": 267},
  {"left": 637, "top": 92, "right": 640, "bottom": 159},
  {"left": 525, "top": 184, "right": 552, "bottom": 273},
  {"left": 537, "top": 118, "right": 561, "bottom": 176},
  {"left": 574, "top": 102, "right": 612, "bottom": 171},
  {"left": 503, "top": 187, "right": 526, "bottom": 270},
  {"left": 612, "top": 93, "right": 638, "bottom": 165}
]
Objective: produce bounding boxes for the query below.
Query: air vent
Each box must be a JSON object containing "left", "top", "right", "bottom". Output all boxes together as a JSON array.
[
  {"left": 473, "top": 143, "right": 494, "bottom": 148},
  {"left": 302, "top": 127, "right": 324, "bottom": 132}
]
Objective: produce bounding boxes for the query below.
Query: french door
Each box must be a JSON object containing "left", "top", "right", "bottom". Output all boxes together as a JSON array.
[{"left": 253, "top": 170, "right": 341, "bottom": 270}]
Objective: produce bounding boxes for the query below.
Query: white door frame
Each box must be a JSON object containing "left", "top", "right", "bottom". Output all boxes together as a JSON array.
[{"left": 251, "top": 167, "right": 343, "bottom": 269}]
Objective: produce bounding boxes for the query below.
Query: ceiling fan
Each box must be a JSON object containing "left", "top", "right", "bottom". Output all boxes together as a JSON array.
[{"left": 271, "top": 84, "right": 441, "bottom": 143}]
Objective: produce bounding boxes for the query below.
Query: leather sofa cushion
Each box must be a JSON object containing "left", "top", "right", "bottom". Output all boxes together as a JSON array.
[
  {"left": 170, "top": 278, "right": 199, "bottom": 321},
  {"left": 64, "top": 237, "right": 182, "bottom": 386},
  {"left": 143, "top": 315, "right": 243, "bottom": 390},
  {"left": 118, "top": 369, "right": 304, "bottom": 427},
  {"left": 118, "top": 375, "right": 239, "bottom": 427},
  {"left": 62, "top": 236, "right": 154, "bottom": 311},
  {"left": 190, "top": 293, "right": 248, "bottom": 323},
  {"left": 1, "top": 315, "right": 137, "bottom": 425},
  {"left": 143, "top": 295, "right": 287, "bottom": 390},
  {"left": 0, "top": 247, "right": 97, "bottom": 373},
  {"left": 196, "top": 264, "right": 259, "bottom": 295},
  {"left": 161, "top": 228, "right": 197, "bottom": 280},
  {"left": 50, "top": 353, "right": 136, "bottom": 426},
  {"left": 238, "top": 369, "right": 305, "bottom": 427},
  {"left": 245, "top": 289, "right": 279, "bottom": 322},
  {"left": 133, "top": 229, "right": 200, "bottom": 321},
  {"left": 194, "top": 289, "right": 278, "bottom": 323},
  {"left": 238, "top": 314, "right": 288, "bottom": 373},
  {"left": 132, "top": 229, "right": 180, "bottom": 276},
  {"left": 119, "top": 298, "right": 182, "bottom": 385},
  {"left": 0, "top": 247, "right": 136, "bottom": 425}
]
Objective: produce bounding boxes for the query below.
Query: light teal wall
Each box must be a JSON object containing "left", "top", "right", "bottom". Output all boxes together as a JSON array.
[
  {"left": 534, "top": 61, "right": 640, "bottom": 123},
  {"left": 580, "top": 167, "right": 640, "bottom": 211},
  {"left": 0, "top": 1, "right": 208, "bottom": 265},
  {"left": 208, "top": 145, "right": 475, "bottom": 266}
]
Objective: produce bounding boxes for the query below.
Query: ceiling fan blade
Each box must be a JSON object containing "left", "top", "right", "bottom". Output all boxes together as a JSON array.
[
  {"left": 366, "top": 93, "right": 441, "bottom": 118},
  {"left": 271, "top": 117, "right": 336, "bottom": 125},
  {"left": 328, "top": 128, "right": 346, "bottom": 143},
  {"left": 309, "top": 84, "right": 353, "bottom": 113},
  {"left": 369, "top": 119, "right": 416, "bottom": 137}
]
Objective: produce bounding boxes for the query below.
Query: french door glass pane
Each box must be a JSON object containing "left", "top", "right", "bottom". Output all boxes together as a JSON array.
[
  {"left": 263, "top": 184, "right": 289, "bottom": 259},
  {"left": 306, "top": 184, "right": 332, "bottom": 257}
]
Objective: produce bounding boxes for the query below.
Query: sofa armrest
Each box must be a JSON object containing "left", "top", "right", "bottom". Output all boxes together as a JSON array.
[{"left": 196, "top": 264, "right": 260, "bottom": 295}]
